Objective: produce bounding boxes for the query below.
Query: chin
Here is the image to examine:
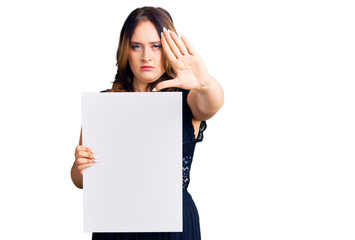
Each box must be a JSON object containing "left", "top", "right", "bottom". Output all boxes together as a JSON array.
[{"left": 140, "top": 76, "right": 161, "bottom": 83}]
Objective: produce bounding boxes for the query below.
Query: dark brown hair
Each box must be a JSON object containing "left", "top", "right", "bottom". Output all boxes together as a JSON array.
[{"left": 109, "top": 6, "right": 177, "bottom": 92}]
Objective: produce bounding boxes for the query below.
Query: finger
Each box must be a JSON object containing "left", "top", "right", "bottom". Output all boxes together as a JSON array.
[
  {"left": 75, "top": 145, "right": 93, "bottom": 155},
  {"left": 181, "top": 35, "right": 197, "bottom": 55},
  {"left": 161, "top": 32, "right": 178, "bottom": 62},
  {"left": 169, "top": 31, "right": 189, "bottom": 56},
  {"left": 156, "top": 79, "right": 182, "bottom": 91},
  {"left": 75, "top": 145, "right": 92, "bottom": 152},
  {"left": 77, "top": 157, "right": 97, "bottom": 165},
  {"left": 162, "top": 29, "right": 182, "bottom": 59},
  {"left": 78, "top": 163, "right": 94, "bottom": 174},
  {"left": 75, "top": 150, "right": 95, "bottom": 160}
]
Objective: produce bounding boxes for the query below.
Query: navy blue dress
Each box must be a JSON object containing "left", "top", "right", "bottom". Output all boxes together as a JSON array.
[{"left": 92, "top": 89, "right": 207, "bottom": 240}]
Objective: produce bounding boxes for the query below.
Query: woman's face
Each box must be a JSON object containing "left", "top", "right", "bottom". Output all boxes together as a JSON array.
[{"left": 129, "top": 20, "right": 165, "bottom": 89}]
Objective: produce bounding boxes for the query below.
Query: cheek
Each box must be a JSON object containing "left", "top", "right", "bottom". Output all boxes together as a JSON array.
[
  {"left": 129, "top": 52, "right": 139, "bottom": 67},
  {"left": 155, "top": 52, "right": 164, "bottom": 69}
]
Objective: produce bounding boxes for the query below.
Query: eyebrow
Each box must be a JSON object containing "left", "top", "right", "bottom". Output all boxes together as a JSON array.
[{"left": 130, "top": 41, "right": 161, "bottom": 45}]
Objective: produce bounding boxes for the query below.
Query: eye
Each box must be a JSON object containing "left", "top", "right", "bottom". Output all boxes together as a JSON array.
[
  {"left": 152, "top": 44, "right": 162, "bottom": 49},
  {"left": 131, "top": 44, "right": 142, "bottom": 50}
]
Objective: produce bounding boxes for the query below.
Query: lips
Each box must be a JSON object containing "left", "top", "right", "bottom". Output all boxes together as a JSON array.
[{"left": 140, "top": 66, "right": 154, "bottom": 71}]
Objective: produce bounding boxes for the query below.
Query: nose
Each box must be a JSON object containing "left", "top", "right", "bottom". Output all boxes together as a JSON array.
[{"left": 141, "top": 48, "right": 152, "bottom": 62}]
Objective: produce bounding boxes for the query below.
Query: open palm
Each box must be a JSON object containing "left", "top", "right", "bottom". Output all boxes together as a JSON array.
[{"left": 156, "top": 29, "right": 210, "bottom": 91}]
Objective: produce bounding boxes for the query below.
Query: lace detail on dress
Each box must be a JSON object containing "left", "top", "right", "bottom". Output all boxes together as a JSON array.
[{"left": 182, "top": 155, "right": 192, "bottom": 189}]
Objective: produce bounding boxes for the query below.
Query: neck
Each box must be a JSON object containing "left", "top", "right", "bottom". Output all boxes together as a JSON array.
[{"left": 132, "top": 78, "right": 150, "bottom": 92}]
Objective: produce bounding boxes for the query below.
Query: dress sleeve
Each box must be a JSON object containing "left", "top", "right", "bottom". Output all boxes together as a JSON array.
[
  {"left": 181, "top": 88, "right": 207, "bottom": 143},
  {"left": 196, "top": 120, "right": 207, "bottom": 143}
]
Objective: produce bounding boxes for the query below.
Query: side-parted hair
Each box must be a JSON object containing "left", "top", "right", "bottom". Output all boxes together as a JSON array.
[{"left": 109, "top": 6, "right": 177, "bottom": 92}]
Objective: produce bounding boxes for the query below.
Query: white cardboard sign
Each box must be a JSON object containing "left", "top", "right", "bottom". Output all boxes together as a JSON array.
[{"left": 81, "top": 92, "right": 182, "bottom": 232}]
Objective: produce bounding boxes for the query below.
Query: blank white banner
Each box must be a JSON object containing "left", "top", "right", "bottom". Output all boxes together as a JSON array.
[{"left": 81, "top": 92, "right": 182, "bottom": 232}]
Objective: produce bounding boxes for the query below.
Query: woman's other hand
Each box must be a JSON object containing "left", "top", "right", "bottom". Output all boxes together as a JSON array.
[
  {"left": 71, "top": 145, "right": 97, "bottom": 188},
  {"left": 74, "top": 145, "right": 97, "bottom": 174}
]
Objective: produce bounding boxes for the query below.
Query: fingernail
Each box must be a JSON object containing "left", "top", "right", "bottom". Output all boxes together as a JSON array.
[
  {"left": 152, "top": 88, "right": 157, "bottom": 92},
  {"left": 163, "top": 27, "right": 167, "bottom": 32},
  {"left": 167, "top": 29, "right": 171, "bottom": 33},
  {"left": 161, "top": 32, "right": 163, "bottom": 38}
]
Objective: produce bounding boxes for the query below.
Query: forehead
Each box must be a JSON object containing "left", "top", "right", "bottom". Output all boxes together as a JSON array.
[{"left": 131, "top": 21, "right": 160, "bottom": 43}]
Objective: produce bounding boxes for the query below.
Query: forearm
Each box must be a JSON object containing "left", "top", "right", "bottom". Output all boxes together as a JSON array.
[
  {"left": 190, "top": 75, "right": 224, "bottom": 120},
  {"left": 71, "top": 163, "right": 83, "bottom": 189}
]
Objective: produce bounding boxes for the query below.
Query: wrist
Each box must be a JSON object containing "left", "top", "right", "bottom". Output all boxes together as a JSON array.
[{"left": 196, "top": 74, "right": 216, "bottom": 93}]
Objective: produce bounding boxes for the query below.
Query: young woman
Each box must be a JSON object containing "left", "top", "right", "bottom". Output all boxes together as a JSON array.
[{"left": 71, "top": 6, "right": 224, "bottom": 240}]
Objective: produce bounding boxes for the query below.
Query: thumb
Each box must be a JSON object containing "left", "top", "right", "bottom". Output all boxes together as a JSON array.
[{"left": 155, "top": 78, "right": 181, "bottom": 91}]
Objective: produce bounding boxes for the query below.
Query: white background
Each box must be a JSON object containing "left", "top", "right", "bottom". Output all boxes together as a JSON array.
[{"left": 0, "top": 0, "right": 354, "bottom": 239}]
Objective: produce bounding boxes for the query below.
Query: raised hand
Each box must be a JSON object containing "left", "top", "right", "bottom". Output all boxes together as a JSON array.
[{"left": 155, "top": 28, "right": 212, "bottom": 91}]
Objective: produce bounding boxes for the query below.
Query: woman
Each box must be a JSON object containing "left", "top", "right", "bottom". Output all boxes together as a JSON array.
[{"left": 71, "top": 6, "right": 224, "bottom": 240}]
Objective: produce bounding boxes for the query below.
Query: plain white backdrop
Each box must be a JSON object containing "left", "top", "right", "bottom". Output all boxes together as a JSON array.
[{"left": 0, "top": 0, "right": 354, "bottom": 239}]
